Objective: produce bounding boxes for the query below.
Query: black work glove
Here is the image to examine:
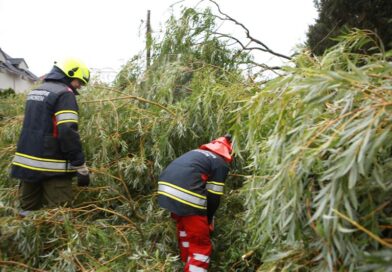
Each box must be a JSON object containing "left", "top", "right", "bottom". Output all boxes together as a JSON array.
[
  {"left": 72, "top": 163, "right": 90, "bottom": 187},
  {"left": 77, "top": 172, "right": 90, "bottom": 187}
]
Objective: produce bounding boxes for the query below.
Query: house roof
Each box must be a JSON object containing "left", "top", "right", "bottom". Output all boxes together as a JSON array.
[
  {"left": 0, "top": 47, "right": 38, "bottom": 81},
  {"left": 9, "top": 58, "right": 27, "bottom": 66}
]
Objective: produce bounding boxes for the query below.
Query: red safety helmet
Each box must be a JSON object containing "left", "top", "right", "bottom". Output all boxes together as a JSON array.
[{"left": 199, "top": 134, "right": 233, "bottom": 163}]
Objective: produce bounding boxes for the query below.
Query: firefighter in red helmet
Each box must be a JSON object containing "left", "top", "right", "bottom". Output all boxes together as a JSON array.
[{"left": 158, "top": 134, "right": 233, "bottom": 271}]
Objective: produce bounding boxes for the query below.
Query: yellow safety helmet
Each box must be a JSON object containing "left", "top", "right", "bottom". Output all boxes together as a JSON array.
[{"left": 55, "top": 58, "right": 90, "bottom": 85}]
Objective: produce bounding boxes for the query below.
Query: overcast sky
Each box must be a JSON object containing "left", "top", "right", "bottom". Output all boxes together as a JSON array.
[{"left": 0, "top": 0, "right": 318, "bottom": 81}]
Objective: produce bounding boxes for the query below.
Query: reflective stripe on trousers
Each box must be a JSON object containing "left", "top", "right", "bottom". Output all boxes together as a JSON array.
[
  {"left": 172, "top": 214, "right": 211, "bottom": 272},
  {"left": 189, "top": 264, "right": 207, "bottom": 272}
]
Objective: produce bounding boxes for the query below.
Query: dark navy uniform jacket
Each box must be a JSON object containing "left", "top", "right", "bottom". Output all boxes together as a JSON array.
[
  {"left": 11, "top": 81, "right": 84, "bottom": 182},
  {"left": 158, "top": 149, "right": 229, "bottom": 221}
]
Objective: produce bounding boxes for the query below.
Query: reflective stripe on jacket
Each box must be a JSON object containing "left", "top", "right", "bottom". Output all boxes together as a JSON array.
[
  {"left": 158, "top": 181, "right": 207, "bottom": 210},
  {"left": 13, "top": 152, "right": 75, "bottom": 172},
  {"left": 157, "top": 149, "right": 229, "bottom": 219},
  {"left": 11, "top": 81, "right": 84, "bottom": 182}
]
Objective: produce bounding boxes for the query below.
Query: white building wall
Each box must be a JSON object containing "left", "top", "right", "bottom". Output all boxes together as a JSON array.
[
  {"left": 15, "top": 76, "right": 35, "bottom": 93},
  {"left": 18, "top": 61, "right": 28, "bottom": 70},
  {"left": 0, "top": 71, "right": 15, "bottom": 90},
  {"left": 0, "top": 71, "right": 35, "bottom": 93}
]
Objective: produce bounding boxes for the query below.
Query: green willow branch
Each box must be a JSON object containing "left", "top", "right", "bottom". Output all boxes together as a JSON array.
[
  {"left": 73, "top": 204, "right": 145, "bottom": 241},
  {"left": 333, "top": 209, "right": 392, "bottom": 249},
  {"left": 0, "top": 260, "right": 48, "bottom": 272},
  {"left": 90, "top": 167, "right": 133, "bottom": 202},
  {"left": 82, "top": 95, "right": 176, "bottom": 116}
]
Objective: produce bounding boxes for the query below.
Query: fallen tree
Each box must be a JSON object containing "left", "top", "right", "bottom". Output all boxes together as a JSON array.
[{"left": 0, "top": 5, "right": 391, "bottom": 271}]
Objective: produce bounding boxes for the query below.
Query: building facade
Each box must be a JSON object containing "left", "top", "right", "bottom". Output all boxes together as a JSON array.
[{"left": 0, "top": 48, "right": 38, "bottom": 93}]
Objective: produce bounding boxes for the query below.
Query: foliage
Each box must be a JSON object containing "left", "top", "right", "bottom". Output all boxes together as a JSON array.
[
  {"left": 0, "top": 87, "right": 16, "bottom": 98},
  {"left": 0, "top": 7, "right": 250, "bottom": 271},
  {"left": 237, "top": 30, "right": 392, "bottom": 271},
  {"left": 0, "top": 77, "right": 249, "bottom": 271},
  {"left": 307, "top": 0, "right": 392, "bottom": 55}
]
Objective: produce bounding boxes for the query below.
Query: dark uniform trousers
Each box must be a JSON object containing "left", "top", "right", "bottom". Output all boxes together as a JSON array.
[{"left": 19, "top": 176, "right": 73, "bottom": 210}]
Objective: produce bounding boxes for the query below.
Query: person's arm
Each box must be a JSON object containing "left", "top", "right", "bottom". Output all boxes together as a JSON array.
[
  {"left": 54, "top": 91, "right": 84, "bottom": 166},
  {"left": 54, "top": 91, "right": 90, "bottom": 186},
  {"left": 206, "top": 162, "right": 229, "bottom": 223}
]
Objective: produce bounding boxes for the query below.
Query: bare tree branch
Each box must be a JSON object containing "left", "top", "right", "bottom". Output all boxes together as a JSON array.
[
  {"left": 244, "top": 60, "right": 282, "bottom": 71},
  {"left": 213, "top": 32, "right": 283, "bottom": 71},
  {"left": 207, "top": 0, "right": 292, "bottom": 60},
  {"left": 213, "top": 32, "right": 273, "bottom": 53}
]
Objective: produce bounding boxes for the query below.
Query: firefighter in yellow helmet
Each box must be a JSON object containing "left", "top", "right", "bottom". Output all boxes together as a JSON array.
[{"left": 11, "top": 58, "right": 91, "bottom": 215}]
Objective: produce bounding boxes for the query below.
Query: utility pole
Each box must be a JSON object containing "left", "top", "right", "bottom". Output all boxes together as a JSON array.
[{"left": 146, "top": 10, "right": 152, "bottom": 68}]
